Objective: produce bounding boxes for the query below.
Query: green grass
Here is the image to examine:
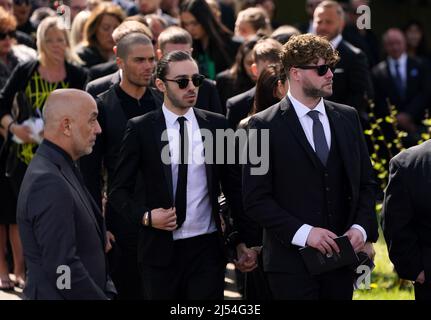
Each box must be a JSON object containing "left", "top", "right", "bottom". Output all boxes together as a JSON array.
[{"left": 353, "top": 228, "right": 415, "bottom": 300}]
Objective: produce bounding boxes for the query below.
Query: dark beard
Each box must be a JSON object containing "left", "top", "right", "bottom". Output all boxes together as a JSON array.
[
  {"left": 303, "top": 82, "right": 332, "bottom": 99},
  {"left": 166, "top": 89, "right": 196, "bottom": 109}
]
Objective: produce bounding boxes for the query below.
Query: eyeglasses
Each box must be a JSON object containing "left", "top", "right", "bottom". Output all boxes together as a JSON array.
[
  {"left": 294, "top": 64, "right": 334, "bottom": 77},
  {"left": 164, "top": 74, "right": 205, "bottom": 89},
  {"left": 0, "top": 30, "right": 16, "bottom": 40}
]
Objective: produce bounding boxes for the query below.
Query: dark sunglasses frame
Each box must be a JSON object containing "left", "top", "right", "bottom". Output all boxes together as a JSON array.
[
  {"left": 0, "top": 30, "right": 16, "bottom": 40},
  {"left": 164, "top": 74, "right": 205, "bottom": 89},
  {"left": 294, "top": 64, "right": 334, "bottom": 76}
]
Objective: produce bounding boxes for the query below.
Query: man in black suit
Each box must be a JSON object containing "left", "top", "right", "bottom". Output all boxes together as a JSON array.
[
  {"left": 242, "top": 34, "right": 378, "bottom": 300},
  {"left": 109, "top": 51, "right": 256, "bottom": 299},
  {"left": 372, "top": 28, "right": 431, "bottom": 138},
  {"left": 226, "top": 38, "right": 282, "bottom": 129},
  {"left": 17, "top": 89, "right": 116, "bottom": 299},
  {"left": 80, "top": 33, "right": 161, "bottom": 299},
  {"left": 382, "top": 141, "right": 431, "bottom": 300},
  {"left": 156, "top": 26, "right": 222, "bottom": 114},
  {"left": 313, "top": 1, "right": 373, "bottom": 122}
]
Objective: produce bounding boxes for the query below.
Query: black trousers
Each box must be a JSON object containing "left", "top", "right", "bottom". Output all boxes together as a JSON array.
[
  {"left": 266, "top": 267, "right": 354, "bottom": 300},
  {"left": 141, "top": 232, "right": 226, "bottom": 300},
  {"left": 414, "top": 283, "right": 431, "bottom": 300}
]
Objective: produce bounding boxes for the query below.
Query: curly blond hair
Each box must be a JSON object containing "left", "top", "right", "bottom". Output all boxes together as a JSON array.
[{"left": 280, "top": 34, "right": 340, "bottom": 77}]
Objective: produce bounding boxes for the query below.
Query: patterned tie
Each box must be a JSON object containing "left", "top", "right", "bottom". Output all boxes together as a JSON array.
[
  {"left": 175, "top": 117, "right": 188, "bottom": 228},
  {"left": 307, "top": 110, "right": 329, "bottom": 166}
]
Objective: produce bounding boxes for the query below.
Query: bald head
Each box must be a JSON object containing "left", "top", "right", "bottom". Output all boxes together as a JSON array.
[
  {"left": 43, "top": 89, "right": 101, "bottom": 160},
  {"left": 383, "top": 28, "right": 406, "bottom": 59}
]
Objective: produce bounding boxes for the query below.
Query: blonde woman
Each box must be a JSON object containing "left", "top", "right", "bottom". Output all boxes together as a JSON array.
[
  {"left": 0, "top": 16, "right": 87, "bottom": 229},
  {"left": 70, "top": 10, "right": 91, "bottom": 50}
]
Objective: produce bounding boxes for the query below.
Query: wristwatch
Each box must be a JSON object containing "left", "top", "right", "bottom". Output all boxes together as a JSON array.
[{"left": 143, "top": 211, "right": 150, "bottom": 226}]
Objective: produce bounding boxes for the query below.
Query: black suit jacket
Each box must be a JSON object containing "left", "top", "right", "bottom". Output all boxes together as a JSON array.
[
  {"left": 382, "top": 140, "right": 431, "bottom": 282},
  {"left": 226, "top": 87, "right": 256, "bottom": 129},
  {"left": 85, "top": 71, "right": 121, "bottom": 98},
  {"left": 85, "top": 70, "right": 222, "bottom": 114},
  {"left": 17, "top": 141, "right": 115, "bottom": 299},
  {"left": 80, "top": 85, "right": 163, "bottom": 213},
  {"left": 242, "top": 97, "right": 378, "bottom": 273},
  {"left": 108, "top": 107, "right": 245, "bottom": 266},
  {"left": 88, "top": 61, "right": 118, "bottom": 82},
  {"left": 372, "top": 57, "right": 431, "bottom": 122},
  {"left": 331, "top": 40, "right": 373, "bottom": 119}
]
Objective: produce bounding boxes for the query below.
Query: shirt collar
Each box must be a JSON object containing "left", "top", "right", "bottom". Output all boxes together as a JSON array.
[
  {"left": 330, "top": 34, "right": 343, "bottom": 49},
  {"left": 162, "top": 104, "right": 194, "bottom": 126},
  {"left": 288, "top": 91, "right": 326, "bottom": 119},
  {"left": 43, "top": 139, "right": 75, "bottom": 167},
  {"left": 388, "top": 53, "right": 408, "bottom": 67}
]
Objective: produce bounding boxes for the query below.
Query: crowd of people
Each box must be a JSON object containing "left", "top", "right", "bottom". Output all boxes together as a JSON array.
[{"left": 0, "top": 0, "right": 431, "bottom": 300}]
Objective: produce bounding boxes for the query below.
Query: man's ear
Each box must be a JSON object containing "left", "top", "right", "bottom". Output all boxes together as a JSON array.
[
  {"left": 251, "top": 63, "right": 258, "bottom": 78},
  {"left": 156, "top": 48, "right": 163, "bottom": 60},
  {"left": 155, "top": 78, "right": 166, "bottom": 93},
  {"left": 116, "top": 56, "right": 123, "bottom": 69},
  {"left": 113, "top": 46, "right": 117, "bottom": 55},
  {"left": 62, "top": 118, "right": 72, "bottom": 137}
]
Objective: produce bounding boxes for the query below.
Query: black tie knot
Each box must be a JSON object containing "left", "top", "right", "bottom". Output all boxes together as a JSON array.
[
  {"left": 307, "top": 110, "right": 320, "bottom": 121},
  {"left": 177, "top": 116, "right": 187, "bottom": 126}
]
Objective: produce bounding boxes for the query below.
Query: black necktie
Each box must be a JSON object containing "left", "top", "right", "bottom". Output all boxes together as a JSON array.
[
  {"left": 308, "top": 110, "right": 329, "bottom": 166},
  {"left": 394, "top": 61, "right": 405, "bottom": 99},
  {"left": 175, "top": 116, "right": 188, "bottom": 228}
]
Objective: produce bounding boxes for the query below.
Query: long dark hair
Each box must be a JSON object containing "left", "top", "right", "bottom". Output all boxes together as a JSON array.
[
  {"left": 403, "top": 20, "right": 429, "bottom": 58},
  {"left": 230, "top": 37, "right": 259, "bottom": 86},
  {"left": 180, "top": 0, "right": 233, "bottom": 64},
  {"left": 252, "top": 64, "right": 286, "bottom": 114}
]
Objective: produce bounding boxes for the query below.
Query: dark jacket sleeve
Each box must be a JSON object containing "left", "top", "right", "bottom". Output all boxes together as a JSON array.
[
  {"left": 382, "top": 156, "right": 423, "bottom": 281},
  {"left": 108, "top": 119, "right": 148, "bottom": 226},
  {"left": 26, "top": 174, "right": 108, "bottom": 299}
]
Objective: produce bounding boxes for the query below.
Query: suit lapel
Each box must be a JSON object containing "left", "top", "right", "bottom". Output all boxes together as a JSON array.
[
  {"left": 194, "top": 108, "right": 214, "bottom": 199},
  {"left": 325, "top": 102, "right": 354, "bottom": 188},
  {"left": 153, "top": 108, "right": 174, "bottom": 205},
  {"left": 60, "top": 164, "right": 104, "bottom": 240},
  {"left": 281, "top": 98, "right": 320, "bottom": 168}
]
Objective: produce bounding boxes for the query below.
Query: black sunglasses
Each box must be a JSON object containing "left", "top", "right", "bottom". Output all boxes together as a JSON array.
[
  {"left": 294, "top": 64, "right": 334, "bottom": 76},
  {"left": 0, "top": 30, "right": 16, "bottom": 40},
  {"left": 164, "top": 74, "right": 205, "bottom": 89}
]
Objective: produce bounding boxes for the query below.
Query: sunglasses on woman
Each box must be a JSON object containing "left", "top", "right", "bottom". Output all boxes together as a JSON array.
[
  {"left": 164, "top": 74, "right": 205, "bottom": 89},
  {"left": 294, "top": 64, "right": 334, "bottom": 77},
  {"left": 0, "top": 30, "right": 16, "bottom": 40}
]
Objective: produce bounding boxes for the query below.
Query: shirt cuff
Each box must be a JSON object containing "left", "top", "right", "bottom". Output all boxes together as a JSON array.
[
  {"left": 351, "top": 224, "right": 367, "bottom": 243},
  {"left": 292, "top": 224, "right": 313, "bottom": 247}
]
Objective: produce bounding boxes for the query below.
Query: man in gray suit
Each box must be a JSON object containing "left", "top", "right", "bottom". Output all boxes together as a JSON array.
[{"left": 17, "top": 89, "right": 116, "bottom": 299}]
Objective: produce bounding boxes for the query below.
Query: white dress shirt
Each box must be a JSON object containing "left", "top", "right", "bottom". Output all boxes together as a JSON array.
[
  {"left": 388, "top": 53, "right": 408, "bottom": 88},
  {"left": 287, "top": 92, "right": 367, "bottom": 247},
  {"left": 330, "top": 34, "right": 343, "bottom": 50},
  {"left": 162, "top": 105, "right": 216, "bottom": 240}
]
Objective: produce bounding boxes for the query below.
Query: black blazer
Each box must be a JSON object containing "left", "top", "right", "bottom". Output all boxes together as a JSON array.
[
  {"left": 17, "top": 141, "right": 115, "bottom": 299},
  {"left": 85, "top": 70, "right": 223, "bottom": 114},
  {"left": 242, "top": 97, "right": 378, "bottom": 273},
  {"left": 80, "top": 85, "right": 163, "bottom": 212},
  {"left": 382, "top": 140, "right": 431, "bottom": 282},
  {"left": 88, "top": 60, "right": 118, "bottom": 82},
  {"left": 108, "top": 108, "right": 245, "bottom": 266},
  {"left": 85, "top": 70, "right": 121, "bottom": 98},
  {"left": 226, "top": 87, "right": 256, "bottom": 129},
  {"left": 372, "top": 57, "right": 431, "bottom": 122},
  {"left": 331, "top": 40, "right": 373, "bottom": 119}
]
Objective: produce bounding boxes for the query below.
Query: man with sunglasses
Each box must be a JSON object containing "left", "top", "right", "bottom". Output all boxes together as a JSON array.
[
  {"left": 79, "top": 32, "right": 161, "bottom": 300},
  {"left": 109, "top": 50, "right": 256, "bottom": 299},
  {"left": 242, "top": 34, "right": 378, "bottom": 300}
]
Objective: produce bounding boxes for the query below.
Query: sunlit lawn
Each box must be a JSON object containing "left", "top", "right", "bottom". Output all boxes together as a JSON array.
[{"left": 353, "top": 227, "right": 414, "bottom": 300}]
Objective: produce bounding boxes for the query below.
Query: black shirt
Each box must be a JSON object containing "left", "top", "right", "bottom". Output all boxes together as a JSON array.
[{"left": 114, "top": 83, "right": 157, "bottom": 119}]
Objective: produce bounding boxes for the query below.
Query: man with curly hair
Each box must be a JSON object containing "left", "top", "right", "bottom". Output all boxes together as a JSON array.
[{"left": 242, "top": 34, "right": 378, "bottom": 300}]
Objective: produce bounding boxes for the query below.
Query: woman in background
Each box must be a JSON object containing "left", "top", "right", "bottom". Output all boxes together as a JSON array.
[
  {"left": 180, "top": 0, "right": 241, "bottom": 79},
  {"left": 75, "top": 3, "right": 125, "bottom": 68}
]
